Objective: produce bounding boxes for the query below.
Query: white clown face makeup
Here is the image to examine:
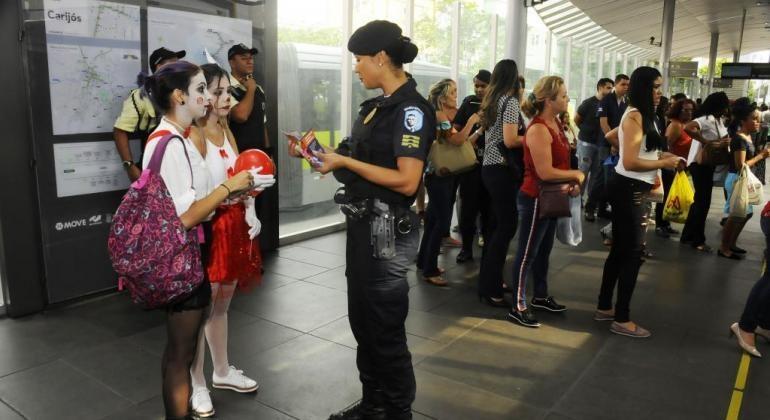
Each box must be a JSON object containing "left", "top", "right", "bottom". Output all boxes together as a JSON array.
[
  {"left": 185, "top": 71, "right": 210, "bottom": 118},
  {"left": 208, "top": 75, "right": 232, "bottom": 118}
]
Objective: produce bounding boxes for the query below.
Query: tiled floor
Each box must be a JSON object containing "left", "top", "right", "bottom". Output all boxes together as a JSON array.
[{"left": 0, "top": 188, "right": 768, "bottom": 419}]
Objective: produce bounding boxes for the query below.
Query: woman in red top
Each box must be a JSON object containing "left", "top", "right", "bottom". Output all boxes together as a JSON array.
[
  {"left": 665, "top": 98, "right": 695, "bottom": 159},
  {"left": 507, "top": 76, "right": 585, "bottom": 328}
]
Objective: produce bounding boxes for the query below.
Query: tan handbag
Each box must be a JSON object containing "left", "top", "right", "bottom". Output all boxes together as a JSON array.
[{"left": 428, "top": 139, "right": 478, "bottom": 175}]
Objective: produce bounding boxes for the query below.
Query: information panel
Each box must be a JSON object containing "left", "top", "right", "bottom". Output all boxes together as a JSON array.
[
  {"left": 147, "top": 7, "right": 252, "bottom": 68},
  {"left": 44, "top": 0, "right": 141, "bottom": 135},
  {"left": 53, "top": 140, "right": 141, "bottom": 197}
]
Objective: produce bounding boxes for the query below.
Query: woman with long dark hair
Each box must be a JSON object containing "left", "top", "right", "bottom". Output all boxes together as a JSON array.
[
  {"left": 681, "top": 91, "right": 731, "bottom": 252},
  {"left": 595, "top": 67, "right": 682, "bottom": 338},
  {"left": 719, "top": 98, "right": 770, "bottom": 259},
  {"left": 141, "top": 61, "right": 255, "bottom": 419},
  {"left": 477, "top": 59, "right": 523, "bottom": 307}
]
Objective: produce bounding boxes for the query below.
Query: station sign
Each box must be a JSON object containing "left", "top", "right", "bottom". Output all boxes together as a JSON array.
[
  {"left": 669, "top": 61, "right": 698, "bottom": 78},
  {"left": 712, "top": 78, "right": 733, "bottom": 88},
  {"left": 722, "top": 63, "right": 770, "bottom": 80}
]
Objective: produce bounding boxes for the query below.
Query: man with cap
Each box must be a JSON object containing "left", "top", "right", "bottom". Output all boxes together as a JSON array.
[
  {"left": 112, "top": 47, "right": 184, "bottom": 181},
  {"left": 228, "top": 43, "right": 270, "bottom": 154},
  {"left": 453, "top": 69, "right": 491, "bottom": 264}
]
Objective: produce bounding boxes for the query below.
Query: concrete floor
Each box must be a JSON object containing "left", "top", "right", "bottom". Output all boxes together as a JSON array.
[{"left": 0, "top": 189, "right": 768, "bottom": 419}]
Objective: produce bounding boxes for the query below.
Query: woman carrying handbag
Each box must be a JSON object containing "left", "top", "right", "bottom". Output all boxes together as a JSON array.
[{"left": 508, "top": 76, "right": 585, "bottom": 328}]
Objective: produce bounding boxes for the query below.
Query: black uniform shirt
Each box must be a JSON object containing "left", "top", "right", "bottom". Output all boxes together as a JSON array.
[
  {"left": 334, "top": 78, "right": 435, "bottom": 207},
  {"left": 454, "top": 94, "right": 484, "bottom": 162},
  {"left": 576, "top": 96, "right": 601, "bottom": 144},
  {"left": 229, "top": 77, "right": 268, "bottom": 152},
  {"left": 598, "top": 92, "right": 627, "bottom": 146}
]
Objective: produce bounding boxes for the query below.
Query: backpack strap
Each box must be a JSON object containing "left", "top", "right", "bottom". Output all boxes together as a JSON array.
[{"left": 146, "top": 134, "right": 194, "bottom": 189}]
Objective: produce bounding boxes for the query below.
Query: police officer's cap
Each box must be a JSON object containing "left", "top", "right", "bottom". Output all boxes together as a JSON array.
[
  {"left": 347, "top": 20, "right": 418, "bottom": 65},
  {"left": 149, "top": 47, "right": 186, "bottom": 73}
]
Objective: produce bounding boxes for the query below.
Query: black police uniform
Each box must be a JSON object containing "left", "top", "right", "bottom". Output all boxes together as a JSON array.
[
  {"left": 230, "top": 84, "right": 269, "bottom": 153},
  {"left": 333, "top": 78, "right": 434, "bottom": 419}
]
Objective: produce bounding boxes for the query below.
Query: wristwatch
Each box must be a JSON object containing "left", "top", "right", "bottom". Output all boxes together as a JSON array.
[{"left": 122, "top": 160, "right": 135, "bottom": 170}]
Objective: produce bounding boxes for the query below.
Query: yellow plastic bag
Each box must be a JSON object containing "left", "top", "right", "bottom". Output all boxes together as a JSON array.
[{"left": 663, "top": 171, "right": 695, "bottom": 224}]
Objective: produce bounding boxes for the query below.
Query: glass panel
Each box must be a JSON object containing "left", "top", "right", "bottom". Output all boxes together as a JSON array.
[
  {"left": 568, "top": 41, "right": 585, "bottom": 103},
  {"left": 616, "top": 53, "right": 625, "bottom": 76},
  {"left": 548, "top": 37, "right": 568, "bottom": 89},
  {"left": 602, "top": 50, "right": 613, "bottom": 78},
  {"left": 587, "top": 47, "right": 599, "bottom": 86},
  {"left": 524, "top": 10, "right": 548, "bottom": 92},
  {"left": 496, "top": 12, "right": 505, "bottom": 66},
  {"left": 278, "top": 0, "right": 345, "bottom": 237},
  {"left": 413, "top": 0, "right": 453, "bottom": 97},
  {"left": 458, "top": 0, "right": 494, "bottom": 98}
]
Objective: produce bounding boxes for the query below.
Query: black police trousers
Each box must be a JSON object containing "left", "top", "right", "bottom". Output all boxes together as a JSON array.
[{"left": 345, "top": 214, "right": 418, "bottom": 419}]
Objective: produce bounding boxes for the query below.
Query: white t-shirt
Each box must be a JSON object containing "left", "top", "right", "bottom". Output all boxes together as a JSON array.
[
  {"left": 142, "top": 118, "right": 213, "bottom": 217},
  {"left": 615, "top": 108, "right": 659, "bottom": 185},
  {"left": 686, "top": 115, "right": 726, "bottom": 165}
]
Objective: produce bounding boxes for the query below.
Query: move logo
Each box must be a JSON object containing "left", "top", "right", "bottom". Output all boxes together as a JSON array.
[
  {"left": 89, "top": 215, "right": 103, "bottom": 226},
  {"left": 55, "top": 219, "right": 88, "bottom": 231}
]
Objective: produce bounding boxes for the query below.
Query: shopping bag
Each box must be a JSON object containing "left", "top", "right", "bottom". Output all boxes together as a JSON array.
[
  {"left": 663, "top": 171, "right": 695, "bottom": 224},
  {"left": 556, "top": 195, "right": 582, "bottom": 246},
  {"left": 745, "top": 164, "right": 764, "bottom": 205},
  {"left": 729, "top": 165, "right": 750, "bottom": 219}
]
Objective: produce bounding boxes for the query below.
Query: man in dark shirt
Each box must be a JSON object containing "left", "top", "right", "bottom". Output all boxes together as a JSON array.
[
  {"left": 453, "top": 70, "right": 491, "bottom": 263},
  {"left": 595, "top": 73, "right": 629, "bottom": 219},
  {"left": 228, "top": 43, "right": 270, "bottom": 154},
  {"left": 575, "top": 78, "right": 613, "bottom": 221}
]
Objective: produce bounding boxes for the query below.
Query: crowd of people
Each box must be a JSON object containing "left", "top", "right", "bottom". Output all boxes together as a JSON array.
[{"left": 110, "top": 18, "right": 770, "bottom": 420}]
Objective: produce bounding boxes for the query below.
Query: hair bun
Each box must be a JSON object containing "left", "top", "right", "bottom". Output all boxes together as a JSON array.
[{"left": 399, "top": 37, "right": 418, "bottom": 64}]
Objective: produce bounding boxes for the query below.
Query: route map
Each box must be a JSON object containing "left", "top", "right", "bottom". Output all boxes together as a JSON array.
[
  {"left": 147, "top": 7, "right": 252, "bottom": 70},
  {"left": 45, "top": 0, "right": 141, "bottom": 135}
]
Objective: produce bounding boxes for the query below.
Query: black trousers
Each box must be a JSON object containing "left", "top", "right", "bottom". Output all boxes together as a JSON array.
[
  {"left": 654, "top": 169, "right": 675, "bottom": 228},
  {"left": 458, "top": 165, "right": 490, "bottom": 255},
  {"left": 681, "top": 163, "right": 715, "bottom": 246},
  {"left": 598, "top": 174, "right": 651, "bottom": 323},
  {"left": 346, "top": 215, "right": 417, "bottom": 419},
  {"left": 479, "top": 165, "right": 519, "bottom": 298},
  {"left": 739, "top": 215, "right": 770, "bottom": 331}
]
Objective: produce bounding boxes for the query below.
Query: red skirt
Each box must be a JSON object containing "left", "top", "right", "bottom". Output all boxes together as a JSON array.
[{"left": 205, "top": 203, "right": 262, "bottom": 290}]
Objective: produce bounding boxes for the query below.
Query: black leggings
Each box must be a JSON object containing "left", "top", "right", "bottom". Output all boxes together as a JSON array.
[
  {"left": 739, "top": 215, "right": 770, "bottom": 331},
  {"left": 598, "top": 174, "right": 651, "bottom": 323},
  {"left": 654, "top": 169, "right": 675, "bottom": 228},
  {"left": 479, "top": 165, "right": 519, "bottom": 298},
  {"left": 163, "top": 307, "right": 206, "bottom": 419}
]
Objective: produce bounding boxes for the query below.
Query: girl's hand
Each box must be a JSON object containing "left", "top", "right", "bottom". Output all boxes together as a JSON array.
[
  {"left": 224, "top": 170, "right": 254, "bottom": 194},
  {"left": 315, "top": 151, "right": 347, "bottom": 174}
]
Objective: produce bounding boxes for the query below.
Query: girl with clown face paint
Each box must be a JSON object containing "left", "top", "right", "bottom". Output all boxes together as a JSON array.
[
  {"left": 140, "top": 61, "right": 257, "bottom": 419},
  {"left": 187, "top": 64, "right": 274, "bottom": 417}
]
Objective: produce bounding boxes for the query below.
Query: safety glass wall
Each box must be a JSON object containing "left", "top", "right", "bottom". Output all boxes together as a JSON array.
[{"left": 275, "top": 0, "right": 650, "bottom": 240}]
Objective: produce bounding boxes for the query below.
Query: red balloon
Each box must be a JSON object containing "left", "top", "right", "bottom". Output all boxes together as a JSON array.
[
  {"left": 234, "top": 149, "right": 275, "bottom": 175},
  {"left": 234, "top": 149, "right": 275, "bottom": 197}
]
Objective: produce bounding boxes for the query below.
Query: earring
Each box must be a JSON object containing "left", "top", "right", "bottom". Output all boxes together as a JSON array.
[
  {"left": 379, "top": 63, "right": 383, "bottom": 67},
  {"left": 180, "top": 100, "right": 185, "bottom": 105}
]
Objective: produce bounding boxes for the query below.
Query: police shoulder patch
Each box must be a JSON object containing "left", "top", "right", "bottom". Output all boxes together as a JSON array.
[
  {"left": 401, "top": 134, "right": 421, "bottom": 149},
  {"left": 403, "top": 106, "right": 424, "bottom": 133}
]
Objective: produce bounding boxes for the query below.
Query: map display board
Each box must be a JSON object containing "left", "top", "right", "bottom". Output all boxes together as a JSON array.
[
  {"left": 44, "top": 0, "right": 141, "bottom": 135},
  {"left": 148, "top": 7, "right": 252, "bottom": 70},
  {"left": 53, "top": 140, "right": 141, "bottom": 197}
]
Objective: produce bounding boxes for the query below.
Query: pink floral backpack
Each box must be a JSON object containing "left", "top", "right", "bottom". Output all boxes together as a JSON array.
[{"left": 108, "top": 133, "right": 204, "bottom": 309}]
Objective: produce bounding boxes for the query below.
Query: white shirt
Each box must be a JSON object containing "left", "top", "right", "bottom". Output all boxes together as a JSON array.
[
  {"left": 615, "top": 108, "right": 659, "bottom": 185},
  {"left": 142, "top": 118, "right": 213, "bottom": 217},
  {"left": 686, "top": 115, "right": 727, "bottom": 165},
  {"left": 205, "top": 130, "right": 238, "bottom": 188}
]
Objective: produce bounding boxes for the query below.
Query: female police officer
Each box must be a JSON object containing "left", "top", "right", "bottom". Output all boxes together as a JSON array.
[{"left": 289, "top": 20, "right": 433, "bottom": 420}]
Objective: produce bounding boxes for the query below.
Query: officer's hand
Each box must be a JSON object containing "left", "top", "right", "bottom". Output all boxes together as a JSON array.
[
  {"left": 288, "top": 139, "right": 303, "bottom": 158},
  {"left": 127, "top": 165, "right": 141, "bottom": 182},
  {"left": 315, "top": 151, "right": 347, "bottom": 174},
  {"left": 242, "top": 74, "right": 257, "bottom": 92}
]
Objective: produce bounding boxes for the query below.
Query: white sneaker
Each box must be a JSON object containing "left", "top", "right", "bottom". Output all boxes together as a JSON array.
[
  {"left": 212, "top": 365, "right": 259, "bottom": 393},
  {"left": 191, "top": 387, "right": 215, "bottom": 418}
]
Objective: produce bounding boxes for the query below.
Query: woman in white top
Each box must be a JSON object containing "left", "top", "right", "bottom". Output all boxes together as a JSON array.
[
  {"left": 681, "top": 92, "right": 731, "bottom": 252},
  {"left": 595, "top": 67, "right": 681, "bottom": 339},
  {"left": 141, "top": 61, "right": 256, "bottom": 419},
  {"left": 188, "top": 64, "right": 273, "bottom": 417}
]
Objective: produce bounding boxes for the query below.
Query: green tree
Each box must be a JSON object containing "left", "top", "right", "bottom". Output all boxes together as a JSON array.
[
  {"left": 698, "top": 57, "right": 729, "bottom": 78},
  {"left": 278, "top": 27, "right": 342, "bottom": 46}
]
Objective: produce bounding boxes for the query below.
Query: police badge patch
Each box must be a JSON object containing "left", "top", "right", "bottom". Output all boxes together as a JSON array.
[{"left": 403, "top": 106, "right": 424, "bottom": 133}]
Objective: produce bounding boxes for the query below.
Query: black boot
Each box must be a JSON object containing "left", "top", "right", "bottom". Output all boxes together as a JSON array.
[{"left": 328, "top": 402, "right": 386, "bottom": 420}]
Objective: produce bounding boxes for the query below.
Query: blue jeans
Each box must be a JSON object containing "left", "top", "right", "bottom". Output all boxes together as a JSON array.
[
  {"left": 577, "top": 141, "right": 607, "bottom": 212},
  {"left": 511, "top": 191, "right": 557, "bottom": 312},
  {"left": 417, "top": 173, "right": 455, "bottom": 277}
]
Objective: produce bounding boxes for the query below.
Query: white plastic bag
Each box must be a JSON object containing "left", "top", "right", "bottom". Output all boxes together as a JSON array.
[
  {"left": 746, "top": 164, "right": 764, "bottom": 205},
  {"left": 556, "top": 195, "right": 582, "bottom": 246}
]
